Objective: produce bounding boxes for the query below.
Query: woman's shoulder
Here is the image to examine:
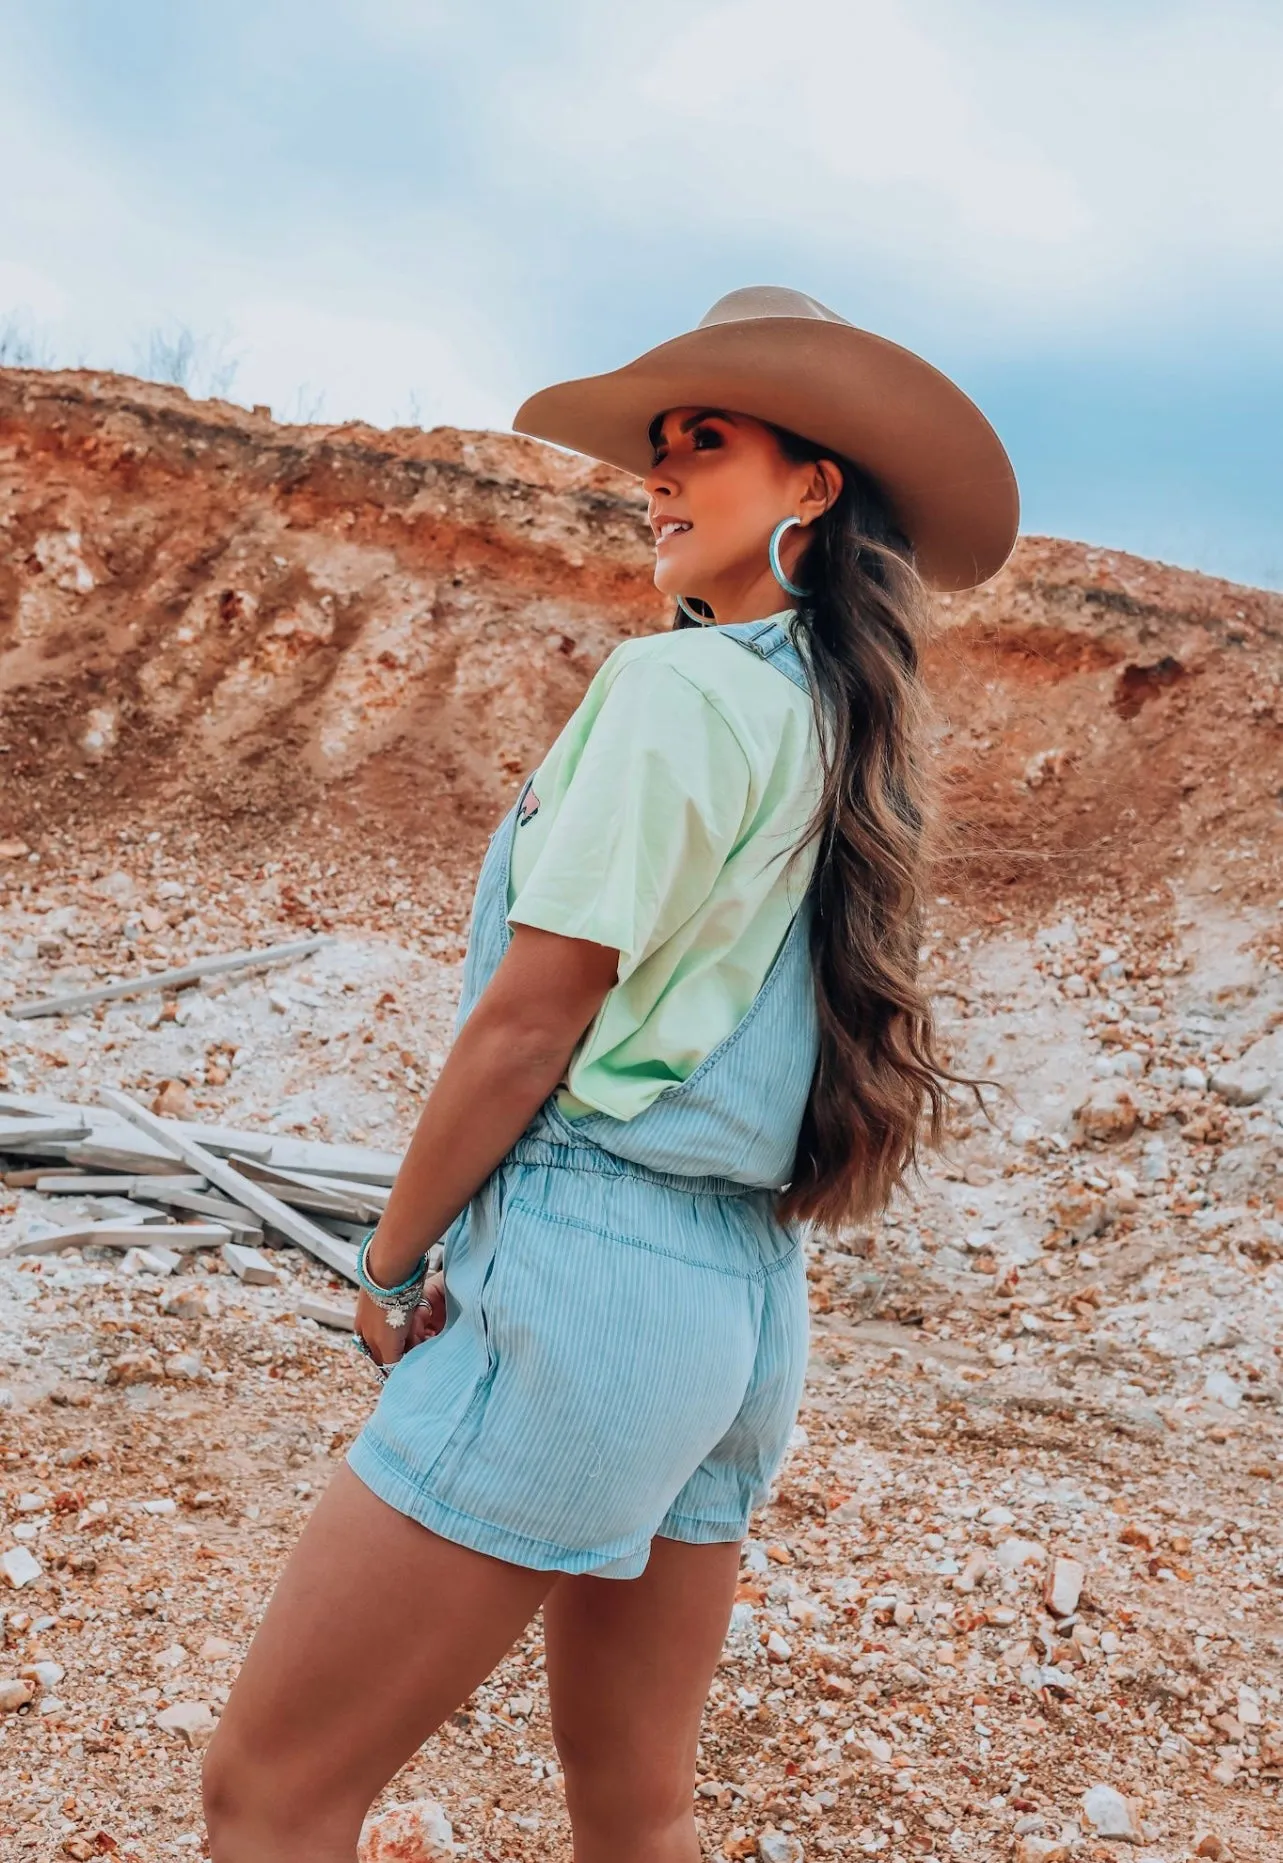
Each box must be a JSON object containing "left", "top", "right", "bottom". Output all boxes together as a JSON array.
[{"left": 601, "top": 624, "right": 800, "bottom": 708}]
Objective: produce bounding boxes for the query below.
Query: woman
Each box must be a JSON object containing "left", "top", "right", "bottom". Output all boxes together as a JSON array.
[{"left": 202, "top": 285, "right": 1018, "bottom": 1862}]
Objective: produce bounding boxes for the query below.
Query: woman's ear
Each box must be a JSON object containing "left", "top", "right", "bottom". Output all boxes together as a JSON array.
[{"left": 800, "top": 458, "right": 843, "bottom": 525}]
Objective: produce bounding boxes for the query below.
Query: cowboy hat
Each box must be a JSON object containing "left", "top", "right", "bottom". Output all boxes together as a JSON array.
[{"left": 512, "top": 284, "right": 1018, "bottom": 592}]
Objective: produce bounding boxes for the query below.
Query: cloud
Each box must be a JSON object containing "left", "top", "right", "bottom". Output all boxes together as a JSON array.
[{"left": 500, "top": 0, "right": 1283, "bottom": 343}]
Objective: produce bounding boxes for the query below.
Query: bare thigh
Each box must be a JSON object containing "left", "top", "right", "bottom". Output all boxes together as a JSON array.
[
  {"left": 202, "top": 1464, "right": 556, "bottom": 1860},
  {"left": 543, "top": 1533, "right": 743, "bottom": 1851}
]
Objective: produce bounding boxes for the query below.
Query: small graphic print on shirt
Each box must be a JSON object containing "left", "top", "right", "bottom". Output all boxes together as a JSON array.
[{"left": 518, "top": 787, "right": 541, "bottom": 827}]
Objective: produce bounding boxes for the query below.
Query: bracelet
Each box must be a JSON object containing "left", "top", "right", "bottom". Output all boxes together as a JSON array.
[{"left": 356, "top": 1230, "right": 428, "bottom": 1329}]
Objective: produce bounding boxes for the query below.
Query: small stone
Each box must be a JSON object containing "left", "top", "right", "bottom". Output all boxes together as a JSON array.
[
  {"left": 505, "top": 1693, "right": 534, "bottom": 1718},
  {"left": 1236, "top": 1684, "right": 1262, "bottom": 1726},
  {"left": 151, "top": 1079, "right": 194, "bottom": 1119},
  {"left": 953, "top": 1547, "right": 989, "bottom": 1593},
  {"left": 1204, "top": 1370, "right": 1243, "bottom": 1409},
  {"left": 0, "top": 1677, "right": 34, "bottom": 1710},
  {"left": 1044, "top": 1556, "right": 1086, "bottom": 1618},
  {"left": 143, "top": 1497, "right": 177, "bottom": 1516},
  {"left": 154, "top": 1643, "right": 188, "bottom": 1669},
  {"left": 161, "top": 1285, "right": 221, "bottom": 1321},
  {"left": 2, "top": 1546, "right": 43, "bottom": 1588},
  {"left": 1072, "top": 1081, "right": 1138, "bottom": 1144},
  {"left": 164, "top": 1352, "right": 205, "bottom": 1381},
  {"left": 1081, "top": 1782, "right": 1138, "bottom": 1840},
  {"left": 358, "top": 1797, "right": 455, "bottom": 1861},
  {"left": 198, "top": 1636, "right": 236, "bottom": 1662},
  {"left": 758, "top": 1833, "right": 805, "bottom": 1863},
  {"left": 1194, "top": 1834, "right": 1229, "bottom": 1859},
  {"left": 106, "top": 1351, "right": 163, "bottom": 1386},
  {"left": 995, "top": 1538, "right": 1044, "bottom": 1571},
  {"left": 156, "top": 1699, "right": 217, "bottom": 1749},
  {"left": 1016, "top": 1841, "right": 1067, "bottom": 1863},
  {"left": 20, "top": 1659, "right": 64, "bottom": 1688},
  {"left": 222, "top": 1242, "right": 282, "bottom": 1285},
  {"left": 765, "top": 1630, "right": 792, "bottom": 1661}
]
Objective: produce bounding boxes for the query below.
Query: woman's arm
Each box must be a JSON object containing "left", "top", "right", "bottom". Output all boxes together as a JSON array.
[{"left": 356, "top": 922, "right": 619, "bottom": 1365}]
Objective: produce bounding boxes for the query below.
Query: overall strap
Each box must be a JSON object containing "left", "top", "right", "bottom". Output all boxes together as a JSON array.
[{"left": 714, "top": 614, "right": 813, "bottom": 698}]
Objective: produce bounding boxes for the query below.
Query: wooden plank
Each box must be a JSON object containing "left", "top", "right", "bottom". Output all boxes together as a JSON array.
[
  {"left": 146, "top": 1187, "right": 264, "bottom": 1234},
  {"left": 5, "top": 1221, "right": 232, "bottom": 1258},
  {"left": 223, "top": 1242, "right": 283, "bottom": 1286},
  {"left": 35, "top": 1174, "right": 140, "bottom": 1195},
  {"left": 84, "top": 1197, "right": 171, "bottom": 1224},
  {"left": 65, "top": 1142, "right": 192, "bottom": 1174},
  {"left": 0, "top": 1091, "right": 398, "bottom": 1186},
  {"left": 9, "top": 936, "right": 330, "bottom": 1020},
  {"left": 295, "top": 1295, "right": 357, "bottom": 1330},
  {"left": 262, "top": 1139, "right": 401, "bottom": 1186},
  {"left": 0, "top": 1119, "right": 90, "bottom": 1150},
  {"left": 98, "top": 1089, "right": 359, "bottom": 1284},
  {"left": 132, "top": 1175, "right": 208, "bottom": 1197},
  {"left": 230, "top": 1157, "right": 385, "bottom": 1222}
]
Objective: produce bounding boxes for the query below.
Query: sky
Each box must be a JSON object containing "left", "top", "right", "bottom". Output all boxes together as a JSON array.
[{"left": 3, "top": 0, "right": 1281, "bottom": 588}]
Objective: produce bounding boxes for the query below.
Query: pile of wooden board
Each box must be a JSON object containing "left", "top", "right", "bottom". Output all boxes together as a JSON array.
[{"left": 0, "top": 1088, "right": 405, "bottom": 1325}]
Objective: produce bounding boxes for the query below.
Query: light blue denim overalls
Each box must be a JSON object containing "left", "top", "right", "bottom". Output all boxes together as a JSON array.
[{"left": 348, "top": 615, "right": 820, "bottom": 1579}]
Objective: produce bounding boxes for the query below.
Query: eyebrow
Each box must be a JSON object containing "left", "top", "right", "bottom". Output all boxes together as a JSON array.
[{"left": 674, "top": 409, "right": 737, "bottom": 434}]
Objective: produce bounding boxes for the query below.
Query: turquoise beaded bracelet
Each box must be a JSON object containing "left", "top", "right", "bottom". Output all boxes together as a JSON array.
[{"left": 355, "top": 1229, "right": 429, "bottom": 1328}]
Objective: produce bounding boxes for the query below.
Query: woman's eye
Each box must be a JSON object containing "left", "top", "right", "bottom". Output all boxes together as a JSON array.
[{"left": 692, "top": 426, "right": 721, "bottom": 448}]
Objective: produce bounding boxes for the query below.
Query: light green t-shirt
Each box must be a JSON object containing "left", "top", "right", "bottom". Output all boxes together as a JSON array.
[{"left": 506, "top": 609, "right": 823, "bottom": 1121}]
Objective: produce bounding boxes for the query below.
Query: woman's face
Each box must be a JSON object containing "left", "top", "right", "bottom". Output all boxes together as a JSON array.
[{"left": 641, "top": 406, "right": 840, "bottom": 622}]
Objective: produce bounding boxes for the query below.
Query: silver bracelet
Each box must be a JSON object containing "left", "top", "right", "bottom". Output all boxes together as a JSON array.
[{"left": 356, "top": 1231, "right": 428, "bottom": 1329}]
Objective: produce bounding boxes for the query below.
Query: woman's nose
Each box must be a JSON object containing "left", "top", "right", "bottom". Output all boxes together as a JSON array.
[{"left": 641, "top": 461, "right": 679, "bottom": 498}]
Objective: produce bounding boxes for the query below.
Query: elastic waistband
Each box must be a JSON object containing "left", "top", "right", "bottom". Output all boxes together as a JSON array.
[{"left": 505, "top": 1132, "right": 767, "bottom": 1201}]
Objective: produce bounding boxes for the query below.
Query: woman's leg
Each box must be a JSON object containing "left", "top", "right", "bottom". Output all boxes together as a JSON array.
[
  {"left": 543, "top": 1533, "right": 744, "bottom": 1863},
  {"left": 202, "top": 1464, "right": 558, "bottom": 1863}
]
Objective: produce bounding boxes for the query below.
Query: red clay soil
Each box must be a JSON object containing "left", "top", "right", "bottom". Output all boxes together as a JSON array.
[{"left": 2, "top": 365, "right": 1280, "bottom": 925}]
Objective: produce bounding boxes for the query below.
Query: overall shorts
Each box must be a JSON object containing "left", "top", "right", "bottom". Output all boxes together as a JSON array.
[{"left": 348, "top": 616, "right": 821, "bottom": 1580}]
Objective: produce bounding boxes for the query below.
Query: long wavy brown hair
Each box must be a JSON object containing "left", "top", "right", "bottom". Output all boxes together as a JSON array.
[{"left": 669, "top": 421, "right": 988, "bottom": 1232}]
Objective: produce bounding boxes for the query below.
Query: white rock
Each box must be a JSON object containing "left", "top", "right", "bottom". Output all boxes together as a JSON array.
[
  {"left": 143, "top": 1497, "right": 178, "bottom": 1516},
  {"left": 1180, "top": 1065, "right": 1208, "bottom": 1092},
  {"left": 1044, "top": 1556, "right": 1086, "bottom": 1617},
  {"left": 0, "top": 1678, "right": 34, "bottom": 1711},
  {"left": 20, "top": 1660, "right": 63, "bottom": 1688},
  {"left": 1204, "top": 1370, "right": 1243, "bottom": 1409},
  {"left": 758, "top": 1833, "right": 805, "bottom": 1863},
  {"left": 1237, "top": 1684, "right": 1262, "bottom": 1726},
  {"left": 198, "top": 1636, "right": 236, "bottom": 1662},
  {"left": 995, "top": 1537, "right": 1044, "bottom": 1571},
  {"left": 154, "top": 1643, "right": 188, "bottom": 1670},
  {"left": 2, "top": 1546, "right": 42, "bottom": 1589},
  {"left": 222, "top": 1241, "right": 282, "bottom": 1285},
  {"left": 1081, "top": 1782, "right": 1137, "bottom": 1839},
  {"left": 980, "top": 1505, "right": 1016, "bottom": 1528},
  {"left": 156, "top": 1699, "right": 217, "bottom": 1749},
  {"left": 358, "top": 1798, "right": 455, "bottom": 1862},
  {"left": 765, "top": 1630, "right": 792, "bottom": 1661}
]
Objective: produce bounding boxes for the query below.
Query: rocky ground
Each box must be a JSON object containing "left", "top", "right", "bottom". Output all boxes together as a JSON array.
[{"left": 2, "top": 825, "right": 1282, "bottom": 1863}]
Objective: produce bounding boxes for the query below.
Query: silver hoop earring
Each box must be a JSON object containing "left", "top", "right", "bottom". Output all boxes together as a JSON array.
[
  {"left": 769, "top": 517, "right": 812, "bottom": 599},
  {"left": 676, "top": 594, "right": 709, "bottom": 625}
]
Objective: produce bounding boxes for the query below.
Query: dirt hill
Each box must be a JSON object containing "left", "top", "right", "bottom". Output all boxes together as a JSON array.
[{"left": 3, "top": 365, "right": 1280, "bottom": 923}]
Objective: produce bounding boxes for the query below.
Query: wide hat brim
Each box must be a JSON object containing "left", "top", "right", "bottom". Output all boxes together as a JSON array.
[{"left": 512, "top": 308, "right": 1019, "bottom": 592}]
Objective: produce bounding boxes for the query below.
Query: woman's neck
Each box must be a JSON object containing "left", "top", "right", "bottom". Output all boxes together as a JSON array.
[{"left": 693, "top": 564, "right": 798, "bottom": 626}]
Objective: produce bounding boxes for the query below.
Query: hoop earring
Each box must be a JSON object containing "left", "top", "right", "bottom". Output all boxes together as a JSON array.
[
  {"left": 676, "top": 594, "right": 709, "bottom": 625},
  {"left": 769, "top": 517, "right": 812, "bottom": 599}
]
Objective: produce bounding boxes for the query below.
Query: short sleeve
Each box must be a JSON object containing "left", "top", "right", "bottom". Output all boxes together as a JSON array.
[{"left": 506, "top": 658, "right": 750, "bottom": 979}]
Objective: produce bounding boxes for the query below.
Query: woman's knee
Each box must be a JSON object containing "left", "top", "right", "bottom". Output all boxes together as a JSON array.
[
  {"left": 552, "top": 1718, "right": 694, "bottom": 1833},
  {"left": 202, "top": 1722, "right": 360, "bottom": 1860}
]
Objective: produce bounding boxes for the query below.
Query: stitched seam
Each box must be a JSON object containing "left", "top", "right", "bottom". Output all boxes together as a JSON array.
[
  {"left": 505, "top": 1150, "right": 758, "bottom": 1198},
  {"left": 508, "top": 1196, "right": 765, "bottom": 1282}
]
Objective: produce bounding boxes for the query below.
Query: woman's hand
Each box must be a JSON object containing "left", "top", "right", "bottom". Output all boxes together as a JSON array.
[{"left": 354, "top": 1271, "right": 447, "bottom": 1373}]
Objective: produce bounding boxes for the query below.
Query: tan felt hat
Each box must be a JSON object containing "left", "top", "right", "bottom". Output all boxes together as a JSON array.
[{"left": 512, "top": 284, "right": 1019, "bottom": 591}]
